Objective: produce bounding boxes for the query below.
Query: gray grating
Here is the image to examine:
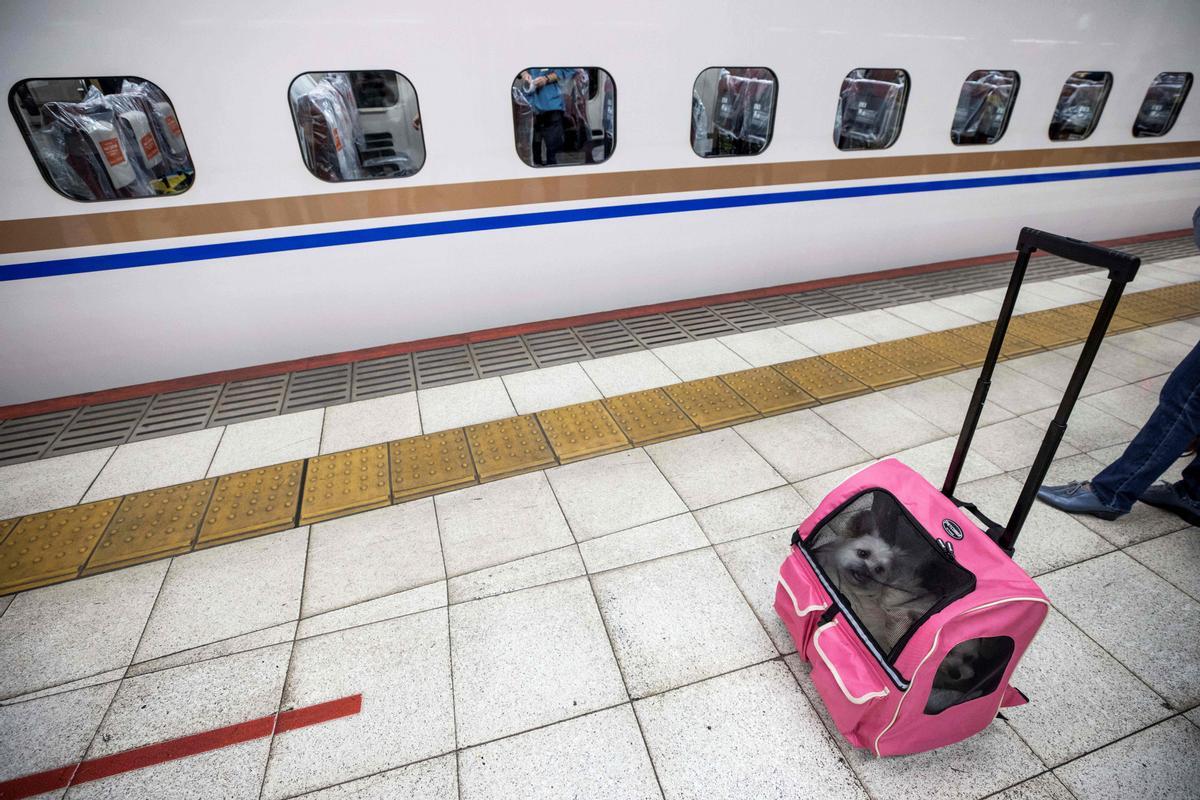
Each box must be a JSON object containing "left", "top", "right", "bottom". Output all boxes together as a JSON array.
[
  {"left": 575, "top": 320, "right": 642, "bottom": 357},
  {"left": 0, "top": 233, "right": 1190, "bottom": 467},
  {"left": 0, "top": 409, "right": 78, "bottom": 466},
  {"left": 621, "top": 314, "right": 693, "bottom": 347},
  {"left": 709, "top": 301, "right": 779, "bottom": 331},
  {"left": 352, "top": 355, "right": 414, "bottom": 399},
  {"left": 667, "top": 307, "right": 739, "bottom": 339},
  {"left": 129, "top": 385, "right": 222, "bottom": 442},
  {"left": 469, "top": 338, "right": 537, "bottom": 378},
  {"left": 284, "top": 365, "right": 352, "bottom": 412},
  {"left": 210, "top": 375, "right": 288, "bottom": 426},
  {"left": 523, "top": 329, "right": 592, "bottom": 367},
  {"left": 413, "top": 346, "right": 478, "bottom": 389},
  {"left": 45, "top": 397, "right": 150, "bottom": 457}
]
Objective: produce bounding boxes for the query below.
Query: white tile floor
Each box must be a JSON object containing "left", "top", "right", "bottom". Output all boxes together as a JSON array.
[{"left": 1, "top": 261, "right": 1199, "bottom": 799}]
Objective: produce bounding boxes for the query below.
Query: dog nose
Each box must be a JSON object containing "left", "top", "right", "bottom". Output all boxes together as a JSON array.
[{"left": 948, "top": 668, "right": 961, "bottom": 680}]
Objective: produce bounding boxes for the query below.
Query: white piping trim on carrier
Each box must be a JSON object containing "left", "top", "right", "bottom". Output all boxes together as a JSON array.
[
  {"left": 871, "top": 596, "right": 1051, "bottom": 757},
  {"left": 813, "top": 620, "right": 890, "bottom": 705},
  {"left": 777, "top": 575, "right": 825, "bottom": 618}
]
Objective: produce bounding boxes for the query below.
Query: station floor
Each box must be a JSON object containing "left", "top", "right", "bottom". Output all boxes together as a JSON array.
[{"left": 2, "top": 255, "right": 1200, "bottom": 799}]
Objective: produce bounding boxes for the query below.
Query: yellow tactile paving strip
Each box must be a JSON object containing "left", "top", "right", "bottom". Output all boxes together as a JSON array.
[{"left": 2, "top": 283, "right": 1196, "bottom": 594}]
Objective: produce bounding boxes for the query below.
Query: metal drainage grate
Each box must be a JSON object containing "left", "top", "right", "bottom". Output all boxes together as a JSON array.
[
  {"left": 523, "top": 329, "right": 592, "bottom": 367},
  {"left": 0, "top": 409, "right": 78, "bottom": 465},
  {"left": 748, "top": 295, "right": 820, "bottom": 324},
  {"left": 469, "top": 338, "right": 537, "bottom": 378},
  {"left": 667, "top": 307, "right": 739, "bottom": 339},
  {"left": 352, "top": 355, "right": 414, "bottom": 400},
  {"left": 709, "top": 301, "right": 779, "bottom": 331},
  {"left": 621, "top": 314, "right": 693, "bottom": 348},
  {"left": 284, "top": 365, "right": 352, "bottom": 413},
  {"left": 413, "top": 346, "right": 479, "bottom": 389},
  {"left": 45, "top": 397, "right": 151, "bottom": 457},
  {"left": 129, "top": 385, "right": 222, "bottom": 443},
  {"left": 210, "top": 375, "right": 288, "bottom": 426},
  {"left": 575, "top": 320, "right": 642, "bottom": 357}
]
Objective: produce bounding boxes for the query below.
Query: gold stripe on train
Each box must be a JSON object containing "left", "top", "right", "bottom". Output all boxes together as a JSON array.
[{"left": 3, "top": 140, "right": 1199, "bottom": 255}]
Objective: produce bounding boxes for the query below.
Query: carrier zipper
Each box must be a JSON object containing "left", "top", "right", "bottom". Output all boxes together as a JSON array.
[{"left": 818, "top": 603, "right": 839, "bottom": 625}]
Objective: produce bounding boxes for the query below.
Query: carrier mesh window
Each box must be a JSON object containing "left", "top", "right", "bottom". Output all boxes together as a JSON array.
[
  {"left": 925, "top": 637, "right": 1015, "bottom": 714},
  {"left": 807, "top": 490, "right": 975, "bottom": 659}
]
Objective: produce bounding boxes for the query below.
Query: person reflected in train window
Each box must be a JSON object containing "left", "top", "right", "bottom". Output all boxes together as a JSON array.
[{"left": 520, "top": 68, "right": 569, "bottom": 166}]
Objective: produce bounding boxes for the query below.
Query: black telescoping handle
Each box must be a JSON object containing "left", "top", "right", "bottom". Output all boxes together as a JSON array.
[{"left": 941, "top": 227, "right": 1140, "bottom": 554}]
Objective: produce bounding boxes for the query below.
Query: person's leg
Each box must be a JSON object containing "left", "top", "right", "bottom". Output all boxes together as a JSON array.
[
  {"left": 544, "top": 111, "right": 564, "bottom": 165},
  {"left": 1178, "top": 451, "right": 1200, "bottom": 499},
  {"left": 1090, "top": 341, "right": 1200, "bottom": 511},
  {"left": 531, "top": 113, "right": 546, "bottom": 166}
]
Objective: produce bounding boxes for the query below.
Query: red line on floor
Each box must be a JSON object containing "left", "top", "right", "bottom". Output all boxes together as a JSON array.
[
  {"left": 0, "top": 694, "right": 362, "bottom": 800},
  {"left": 0, "top": 226, "right": 1187, "bottom": 420}
]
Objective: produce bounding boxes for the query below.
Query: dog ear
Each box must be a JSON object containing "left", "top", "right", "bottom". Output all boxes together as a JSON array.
[{"left": 844, "top": 508, "right": 872, "bottom": 538}]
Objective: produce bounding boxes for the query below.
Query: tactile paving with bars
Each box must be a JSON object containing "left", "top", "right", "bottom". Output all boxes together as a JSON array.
[
  {"left": 0, "top": 499, "right": 121, "bottom": 594},
  {"left": 300, "top": 444, "right": 391, "bottom": 524},
  {"left": 664, "top": 378, "right": 760, "bottom": 430},
  {"left": 84, "top": 479, "right": 216, "bottom": 573},
  {"left": 197, "top": 461, "right": 304, "bottom": 547},
  {"left": 536, "top": 401, "right": 630, "bottom": 463},
  {"left": 604, "top": 389, "right": 697, "bottom": 446},
  {"left": 389, "top": 430, "right": 477, "bottom": 502},
  {"left": 721, "top": 368, "right": 816, "bottom": 416},
  {"left": 464, "top": 416, "right": 556, "bottom": 482}
]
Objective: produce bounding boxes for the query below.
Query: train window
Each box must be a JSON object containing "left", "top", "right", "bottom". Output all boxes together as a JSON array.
[
  {"left": 1049, "top": 71, "right": 1113, "bottom": 141},
  {"left": 512, "top": 68, "right": 615, "bottom": 167},
  {"left": 288, "top": 71, "right": 425, "bottom": 182},
  {"left": 8, "top": 77, "right": 194, "bottom": 202},
  {"left": 691, "top": 67, "right": 778, "bottom": 157},
  {"left": 951, "top": 70, "right": 1020, "bottom": 145},
  {"left": 834, "top": 68, "right": 910, "bottom": 151},
  {"left": 1133, "top": 72, "right": 1193, "bottom": 137}
]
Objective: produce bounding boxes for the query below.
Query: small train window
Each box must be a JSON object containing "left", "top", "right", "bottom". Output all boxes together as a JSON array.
[
  {"left": 512, "top": 68, "right": 615, "bottom": 167},
  {"left": 8, "top": 77, "right": 194, "bottom": 202},
  {"left": 834, "top": 68, "right": 910, "bottom": 151},
  {"left": 1133, "top": 72, "right": 1193, "bottom": 137},
  {"left": 1049, "top": 71, "right": 1113, "bottom": 141},
  {"left": 288, "top": 71, "right": 425, "bottom": 182},
  {"left": 691, "top": 67, "right": 778, "bottom": 158},
  {"left": 951, "top": 70, "right": 1020, "bottom": 145}
]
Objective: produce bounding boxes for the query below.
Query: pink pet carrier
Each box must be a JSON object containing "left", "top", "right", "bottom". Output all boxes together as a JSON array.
[{"left": 776, "top": 228, "right": 1141, "bottom": 756}]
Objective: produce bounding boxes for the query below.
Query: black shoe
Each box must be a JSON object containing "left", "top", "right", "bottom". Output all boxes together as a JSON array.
[
  {"left": 1139, "top": 482, "right": 1200, "bottom": 527},
  {"left": 1036, "top": 481, "right": 1124, "bottom": 520}
]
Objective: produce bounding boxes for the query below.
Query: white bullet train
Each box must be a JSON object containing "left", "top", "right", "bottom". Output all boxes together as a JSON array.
[{"left": 1, "top": 1, "right": 1198, "bottom": 406}]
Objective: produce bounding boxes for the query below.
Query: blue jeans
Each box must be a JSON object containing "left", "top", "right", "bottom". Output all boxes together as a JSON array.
[{"left": 1090, "top": 340, "right": 1200, "bottom": 512}]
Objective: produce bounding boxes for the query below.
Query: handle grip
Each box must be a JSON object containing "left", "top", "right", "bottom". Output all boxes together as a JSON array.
[{"left": 1017, "top": 227, "right": 1140, "bottom": 283}]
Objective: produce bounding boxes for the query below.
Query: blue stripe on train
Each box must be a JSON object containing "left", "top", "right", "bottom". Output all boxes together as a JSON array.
[{"left": 3, "top": 160, "right": 1199, "bottom": 282}]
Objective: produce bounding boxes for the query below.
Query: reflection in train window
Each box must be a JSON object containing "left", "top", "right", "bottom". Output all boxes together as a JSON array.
[
  {"left": 8, "top": 77, "right": 194, "bottom": 202},
  {"left": 834, "top": 69, "right": 910, "bottom": 151},
  {"left": 288, "top": 71, "right": 425, "bottom": 182},
  {"left": 951, "top": 71, "right": 1020, "bottom": 145},
  {"left": 512, "top": 68, "right": 615, "bottom": 167},
  {"left": 1133, "top": 72, "right": 1193, "bottom": 137},
  {"left": 691, "top": 68, "right": 777, "bottom": 157},
  {"left": 1049, "top": 71, "right": 1112, "bottom": 141}
]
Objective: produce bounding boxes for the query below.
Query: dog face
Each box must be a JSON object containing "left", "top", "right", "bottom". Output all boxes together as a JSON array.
[
  {"left": 824, "top": 508, "right": 903, "bottom": 593},
  {"left": 935, "top": 639, "right": 982, "bottom": 686}
]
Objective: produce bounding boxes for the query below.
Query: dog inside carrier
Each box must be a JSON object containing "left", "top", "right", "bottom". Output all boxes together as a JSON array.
[{"left": 775, "top": 228, "right": 1141, "bottom": 756}]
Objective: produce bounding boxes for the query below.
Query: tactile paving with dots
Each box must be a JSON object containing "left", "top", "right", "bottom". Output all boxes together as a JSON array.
[
  {"left": 1049, "top": 302, "right": 1141, "bottom": 335},
  {"left": 389, "top": 430, "right": 477, "bottom": 502},
  {"left": 300, "top": 444, "right": 391, "bottom": 525},
  {"left": 1107, "top": 291, "right": 1193, "bottom": 324},
  {"left": 1004, "top": 312, "right": 1082, "bottom": 348},
  {"left": 1148, "top": 283, "right": 1200, "bottom": 312},
  {"left": 603, "top": 389, "right": 698, "bottom": 446},
  {"left": 867, "top": 339, "right": 959, "bottom": 378},
  {"left": 721, "top": 367, "right": 816, "bottom": 416},
  {"left": 536, "top": 401, "right": 630, "bottom": 463},
  {"left": 664, "top": 378, "right": 760, "bottom": 430},
  {"left": 909, "top": 330, "right": 988, "bottom": 368},
  {"left": 84, "top": 480, "right": 216, "bottom": 574},
  {"left": 774, "top": 357, "right": 870, "bottom": 403},
  {"left": 957, "top": 323, "right": 1041, "bottom": 360},
  {"left": 0, "top": 517, "right": 18, "bottom": 544},
  {"left": 464, "top": 416, "right": 556, "bottom": 482},
  {"left": 0, "top": 499, "right": 121, "bottom": 594},
  {"left": 197, "top": 461, "right": 304, "bottom": 548},
  {"left": 823, "top": 348, "right": 918, "bottom": 390}
]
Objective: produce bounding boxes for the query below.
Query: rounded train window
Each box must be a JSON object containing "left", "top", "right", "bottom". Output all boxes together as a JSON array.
[
  {"left": 1133, "top": 72, "right": 1193, "bottom": 137},
  {"left": 691, "top": 67, "right": 778, "bottom": 158},
  {"left": 834, "top": 68, "right": 910, "bottom": 151},
  {"left": 1049, "top": 71, "right": 1113, "bottom": 141},
  {"left": 8, "top": 76, "right": 195, "bottom": 202},
  {"left": 511, "top": 67, "right": 615, "bottom": 168},
  {"left": 288, "top": 70, "right": 425, "bottom": 182},
  {"left": 951, "top": 70, "right": 1020, "bottom": 146}
]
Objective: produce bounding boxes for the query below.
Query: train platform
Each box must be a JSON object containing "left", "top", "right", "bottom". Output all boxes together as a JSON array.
[{"left": 2, "top": 246, "right": 1200, "bottom": 799}]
